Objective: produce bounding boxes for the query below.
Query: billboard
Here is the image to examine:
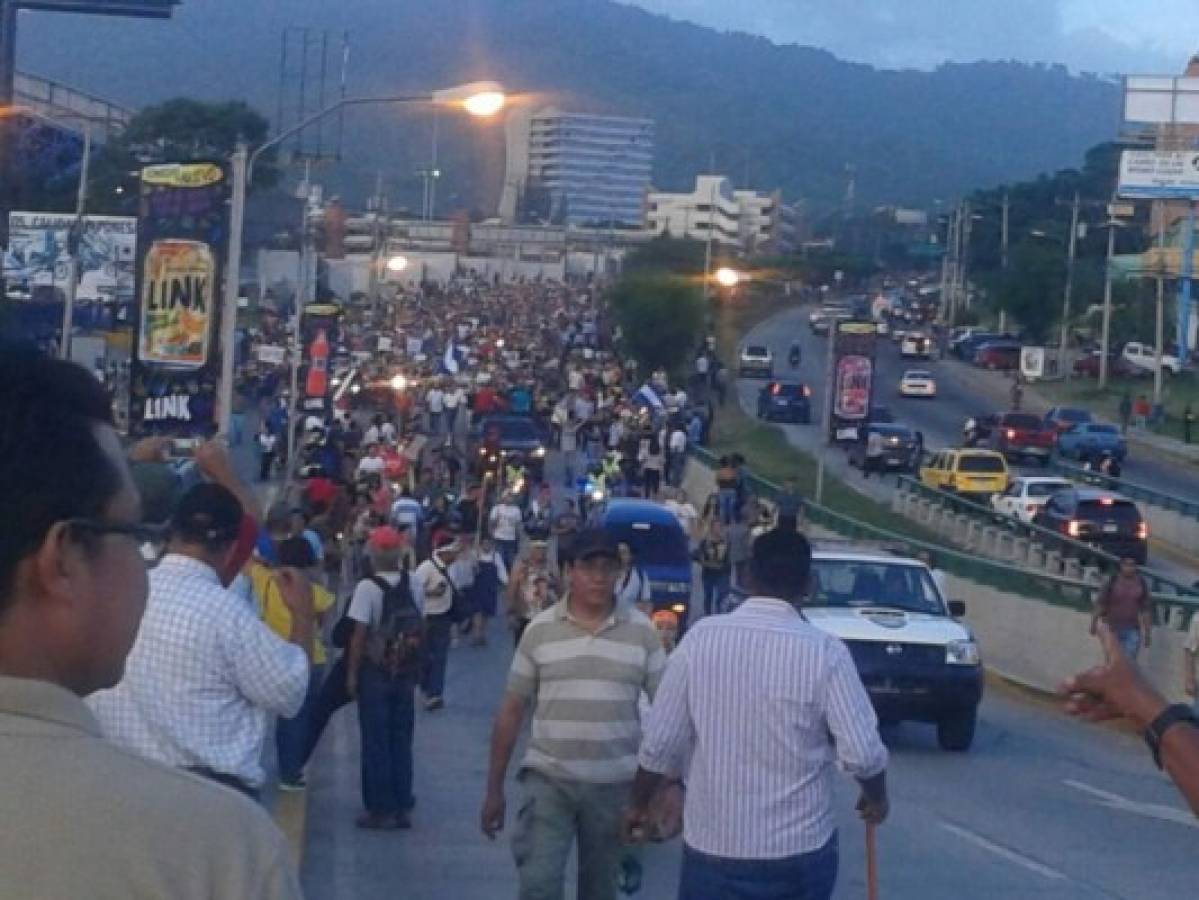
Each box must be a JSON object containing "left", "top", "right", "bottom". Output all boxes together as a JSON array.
[
  {"left": 128, "top": 163, "right": 230, "bottom": 437},
  {"left": 3, "top": 212, "right": 136, "bottom": 303},
  {"left": 831, "top": 321, "right": 877, "bottom": 441},
  {"left": 1118, "top": 150, "right": 1199, "bottom": 200}
]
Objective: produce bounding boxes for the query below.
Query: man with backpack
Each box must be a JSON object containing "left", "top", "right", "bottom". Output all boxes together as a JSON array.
[
  {"left": 413, "top": 538, "right": 466, "bottom": 712},
  {"left": 347, "top": 526, "right": 424, "bottom": 830}
]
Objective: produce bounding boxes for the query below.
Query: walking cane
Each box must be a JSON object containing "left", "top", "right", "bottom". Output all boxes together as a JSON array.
[{"left": 865, "top": 822, "right": 879, "bottom": 900}]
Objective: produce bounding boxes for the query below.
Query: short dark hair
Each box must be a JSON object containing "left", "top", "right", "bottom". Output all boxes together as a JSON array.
[
  {"left": 170, "top": 483, "right": 243, "bottom": 552},
  {"left": 0, "top": 347, "right": 122, "bottom": 604},
  {"left": 750, "top": 527, "right": 812, "bottom": 601}
]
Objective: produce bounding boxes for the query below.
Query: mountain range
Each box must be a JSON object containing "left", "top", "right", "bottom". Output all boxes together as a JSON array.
[{"left": 15, "top": 0, "right": 1125, "bottom": 216}]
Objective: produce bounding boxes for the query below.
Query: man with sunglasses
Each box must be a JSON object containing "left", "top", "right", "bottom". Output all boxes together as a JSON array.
[
  {"left": 481, "top": 528, "right": 666, "bottom": 900},
  {"left": 89, "top": 482, "right": 314, "bottom": 801},
  {"left": 0, "top": 350, "right": 302, "bottom": 898}
]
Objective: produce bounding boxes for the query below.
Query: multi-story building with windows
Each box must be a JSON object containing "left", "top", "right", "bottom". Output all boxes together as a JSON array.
[
  {"left": 646, "top": 175, "right": 797, "bottom": 256},
  {"left": 499, "top": 107, "right": 654, "bottom": 228}
]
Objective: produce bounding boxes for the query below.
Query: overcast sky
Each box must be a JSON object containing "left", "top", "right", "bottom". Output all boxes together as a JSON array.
[{"left": 628, "top": 0, "right": 1197, "bottom": 74}]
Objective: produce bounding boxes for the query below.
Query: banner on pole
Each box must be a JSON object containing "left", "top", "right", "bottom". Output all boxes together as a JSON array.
[{"left": 128, "top": 162, "right": 231, "bottom": 437}]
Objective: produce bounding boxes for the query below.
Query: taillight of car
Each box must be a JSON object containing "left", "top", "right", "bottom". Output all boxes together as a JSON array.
[
  {"left": 1006, "top": 429, "right": 1016, "bottom": 440},
  {"left": 1067, "top": 520, "right": 1082, "bottom": 538},
  {"left": 771, "top": 383, "right": 780, "bottom": 395},
  {"left": 1137, "top": 521, "right": 1149, "bottom": 540},
  {"left": 803, "top": 385, "right": 812, "bottom": 397},
  {"left": 1026, "top": 503, "right": 1037, "bottom": 513}
]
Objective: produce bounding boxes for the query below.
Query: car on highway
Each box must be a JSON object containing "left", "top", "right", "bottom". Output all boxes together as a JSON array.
[
  {"left": 919, "top": 448, "right": 1010, "bottom": 500},
  {"left": 1122, "top": 341, "right": 1182, "bottom": 377},
  {"left": 1057, "top": 422, "right": 1127, "bottom": 463},
  {"left": 991, "top": 476, "right": 1075, "bottom": 523},
  {"left": 466, "top": 413, "right": 549, "bottom": 480},
  {"left": 1043, "top": 406, "right": 1094, "bottom": 435},
  {"left": 848, "top": 423, "right": 923, "bottom": 472},
  {"left": 988, "top": 411, "right": 1056, "bottom": 464},
  {"left": 738, "top": 344, "right": 774, "bottom": 378},
  {"left": 1033, "top": 488, "right": 1149, "bottom": 564},
  {"left": 973, "top": 340, "right": 1022, "bottom": 370},
  {"left": 899, "top": 332, "right": 933, "bottom": 359},
  {"left": 809, "top": 305, "right": 851, "bottom": 335},
  {"left": 805, "top": 548, "right": 983, "bottom": 751},
  {"left": 898, "top": 369, "right": 937, "bottom": 398},
  {"left": 757, "top": 380, "right": 812, "bottom": 423},
  {"left": 951, "top": 330, "right": 1006, "bottom": 360},
  {"left": 590, "top": 499, "right": 693, "bottom": 621}
]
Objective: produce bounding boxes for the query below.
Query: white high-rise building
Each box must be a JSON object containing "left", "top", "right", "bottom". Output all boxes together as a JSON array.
[
  {"left": 647, "top": 175, "right": 792, "bottom": 256},
  {"left": 499, "top": 106, "right": 654, "bottom": 228}
]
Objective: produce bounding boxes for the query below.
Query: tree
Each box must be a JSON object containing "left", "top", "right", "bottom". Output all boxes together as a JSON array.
[
  {"left": 608, "top": 271, "right": 705, "bottom": 376},
  {"left": 624, "top": 235, "right": 707, "bottom": 275}
]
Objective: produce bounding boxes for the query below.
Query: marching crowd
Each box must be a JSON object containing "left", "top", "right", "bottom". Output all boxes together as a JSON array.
[{"left": 3, "top": 275, "right": 1198, "bottom": 900}]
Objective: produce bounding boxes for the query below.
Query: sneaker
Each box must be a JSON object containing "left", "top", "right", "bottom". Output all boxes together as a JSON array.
[
  {"left": 425, "top": 696, "right": 445, "bottom": 712},
  {"left": 356, "top": 812, "right": 401, "bottom": 831},
  {"left": 278, "top": 776, "right": 307, "bottom": 792}
]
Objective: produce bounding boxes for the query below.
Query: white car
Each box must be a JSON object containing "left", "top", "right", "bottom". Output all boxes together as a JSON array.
[
  {"left": 738, "top": 344, "right": 774, "bottom": 378},
  {"left": 990, "top": 476, "right": 1074, "bottom": 523},
  {"left": 803, "top": 549, "right": 983, "bottom": 751},
  {"left": 899, "top": 369, "right": 937, "bottom": 398},
  {"left": 1122, "top": 341, "right": 1182, "bottom": 376},
  {"left": 900, "top": 332, "right": 932, "bottom": 358}
]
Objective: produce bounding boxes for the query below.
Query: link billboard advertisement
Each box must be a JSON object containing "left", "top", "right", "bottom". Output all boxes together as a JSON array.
[{"left": 128, "top": 162, "right": 230, "bottom": 437}]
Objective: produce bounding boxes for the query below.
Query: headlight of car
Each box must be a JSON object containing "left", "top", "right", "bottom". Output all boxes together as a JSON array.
[
  {"left": 533, "top": 446, "right": 546, "bottom": 458},
  {"left": 946, "top": 640, "right": 980, "bottom": 666}
]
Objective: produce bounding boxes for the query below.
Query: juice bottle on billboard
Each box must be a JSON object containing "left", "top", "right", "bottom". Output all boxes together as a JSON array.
[
  {"left": 306, "top": 328, "right": 330, "bottom": 398},
  {"left": 138, "top": 239, "right": 215, "bottom": 369}
]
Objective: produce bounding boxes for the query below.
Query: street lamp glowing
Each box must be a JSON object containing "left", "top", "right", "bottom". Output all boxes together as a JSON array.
[
  {"left": 386, "top": 255, "right": 410, "bottom": 273},
  {"left": 714, "top": 267, "right": 741, "bottom": 288},
  {"left": 462, "top": 91, "right": 506, "bottom": 118},
  {"left": 390, "top": 374, "right": 408, "bottom": 391}
]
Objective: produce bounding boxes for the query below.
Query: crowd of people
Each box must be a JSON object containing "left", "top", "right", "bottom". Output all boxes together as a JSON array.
[{"left": 4, "top": 273, "right": 1199, "bottom": 900}]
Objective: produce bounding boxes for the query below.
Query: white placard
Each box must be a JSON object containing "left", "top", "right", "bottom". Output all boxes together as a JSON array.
[
  {"left": 256, "top": 345, "right": 286, "bottom": 366},
  {"left": 1119, "top": 150, "right": 1199, "bottom": 199}
]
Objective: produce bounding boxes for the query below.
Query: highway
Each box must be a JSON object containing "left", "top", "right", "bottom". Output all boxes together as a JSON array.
[{"left": 736, "top": 303, "right": 1199, "bottom": 584}]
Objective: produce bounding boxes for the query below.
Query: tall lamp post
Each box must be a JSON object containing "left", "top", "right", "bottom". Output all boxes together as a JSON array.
[{"left": 215, "top": 81, "right": 506, "bottom": 441}]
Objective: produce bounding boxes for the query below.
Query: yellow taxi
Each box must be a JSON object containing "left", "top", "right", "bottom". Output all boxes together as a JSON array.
[{"left": 919, "top": 448, "right": 1010, "bottom": 500}]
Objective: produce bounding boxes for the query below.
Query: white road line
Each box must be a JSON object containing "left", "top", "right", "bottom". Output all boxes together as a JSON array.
[
  {"left": 939, "top": 821, "right": 1068, "bottom": 881},
  {"left": 1064, "top": 779, "right": 1199, "bottom": 829}
]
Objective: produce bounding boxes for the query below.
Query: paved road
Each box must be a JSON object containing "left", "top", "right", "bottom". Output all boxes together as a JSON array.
[{"left": 738, "top": 304, "right": 1199, "bottom": 584}]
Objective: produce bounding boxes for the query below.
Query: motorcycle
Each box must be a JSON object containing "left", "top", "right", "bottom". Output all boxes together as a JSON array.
[{"left": 788, "top": 345, "right": 802, "bottom": 368}]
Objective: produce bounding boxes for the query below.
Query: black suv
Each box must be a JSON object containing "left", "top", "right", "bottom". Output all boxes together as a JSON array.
[
  {"left": 1033, "top": 488, "right": 1148, "bottom": 564},
  {"left": 466, "top": 414, "right": 550, "bottom": 480},
  {"left": 848, "top": 423, "right": 922, "bottom": 472},
  {"left": 757, "top": 381, "right": 812, "bottom": 423}
]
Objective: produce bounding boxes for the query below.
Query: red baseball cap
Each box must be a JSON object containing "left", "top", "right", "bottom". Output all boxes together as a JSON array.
[{"left": 367, "top": 525, "right": 405, "bottom": 551}]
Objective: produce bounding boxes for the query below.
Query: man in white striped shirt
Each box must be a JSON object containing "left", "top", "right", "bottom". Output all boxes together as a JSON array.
[
  {"left": 481, "top": 529, "right": 666, "bottom": 900},
  {"left": 627, "top": 527, "right": 888, "bottom": 900}
]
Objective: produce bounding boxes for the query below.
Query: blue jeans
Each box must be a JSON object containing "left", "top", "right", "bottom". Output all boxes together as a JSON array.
[
  {"left": 497, "top": 539, "right": 519, "bottom": 572},
  {"left": 678, "top": 834, "right": 838, "bottom": 900},
  {"left": 429, "top": 410, "right": 443, "bottom": 434},
  {"left": 358, "top": 665, "right": 416, "bottom": 815},
  {"left": 1115, "top": 627, "right": 1142, "bottom": 660},
  {"left": 702, "top": 572, "right": 730, "bottom": 617},
  {"left": 421, "top": 613, "right": 454, "bottom": 700},
  {"left": 276, "top": 665, "right": 324, "bottom": 782}
]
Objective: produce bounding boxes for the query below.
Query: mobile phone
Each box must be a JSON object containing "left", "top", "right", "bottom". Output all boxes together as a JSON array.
[{"left": 170, "top": 437, "right": 200, "bottom": 459}]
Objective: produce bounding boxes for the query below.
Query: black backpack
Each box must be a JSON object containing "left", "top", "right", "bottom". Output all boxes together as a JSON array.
[{"left": 364, "top": 572, "right": 424, "bottom": 678}]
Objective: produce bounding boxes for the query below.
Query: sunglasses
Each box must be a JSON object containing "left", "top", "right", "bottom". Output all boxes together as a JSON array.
[{"left": 66, "top": 519, "right": 169, "bottom": 565}]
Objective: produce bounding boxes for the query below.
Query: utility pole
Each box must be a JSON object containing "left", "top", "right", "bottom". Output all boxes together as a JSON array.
[
  {"left": 59, "top": 124, "right": 91, "bottom": 362},
  {"left": 998, "top": 191, "right": 1010, "bottom": 332},
  {"left": 701, "top": 176, "right": 717, "bottom": 304},
  {"left": 216, "top": 143, "right": 247, "bottom": 437},
  {"left": 1098, "top": 195, "right": 1120, "bottom": 390},
  {"left": 959, "top": 200, "right": 973, "bottom": 311},
  {"left": 940, "top": 208, "right": 957, "bottom": 322},
  {"left": 814, "top": 317, "right": 837, "bottom": 506},
  {"left": 1058, "top": 190, "right": 1080, "bottom": 371},
  {"left": 1153, "top": 200, "right": 1166, "bottom": 407}
]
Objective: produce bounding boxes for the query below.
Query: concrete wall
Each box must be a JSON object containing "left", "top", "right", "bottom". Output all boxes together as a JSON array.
[{"left": 678, "top": 457, "right": 1193, "bottom": 701}]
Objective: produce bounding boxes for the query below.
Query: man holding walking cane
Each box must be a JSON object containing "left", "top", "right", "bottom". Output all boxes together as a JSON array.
[{"left": 625, "top": 526, "right": 889, "bottom": 900}]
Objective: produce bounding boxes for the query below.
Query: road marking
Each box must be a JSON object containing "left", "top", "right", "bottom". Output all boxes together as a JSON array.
[
  {"left": 1064, "top": 779, "right": 1199, "bottom": 829},
  {"left": 939, "top": 822, "right": 1068, "bottom": 881}
]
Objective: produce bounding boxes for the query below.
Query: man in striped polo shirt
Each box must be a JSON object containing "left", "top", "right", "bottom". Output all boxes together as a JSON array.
[{"left": 481, "top": 528, "right": 666, "bottom": 900}]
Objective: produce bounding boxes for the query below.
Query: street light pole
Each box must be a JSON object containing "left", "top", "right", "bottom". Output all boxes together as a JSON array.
[
  {"left": 59, "top": 123, "right": 91, "bottom": 362},
  {"left": 216, "top": 143, "right": 247, "bottom": 436},
  {"left": 998, "top": 191, "right": 1009, "bottom": 332},
  {"left": 1058, "top": 190, "right": 1080, "bottom": 369},
  {"left": 1098, "top": 197, "right": 1120, "bottom": 390}
]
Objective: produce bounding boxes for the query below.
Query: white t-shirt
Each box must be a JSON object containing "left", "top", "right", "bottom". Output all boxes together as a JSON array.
[
  {"left": 616, "top": 566, "right": 652, "bottom": 609},
  {"left": 669, "top": 429, "right": 687, "bottom": 454},
  {"left": 257, "top": 433, "right": 277, "bottom": 453},
  {"left": 380, "top": 422, "right": 397, "bottom": 443},
  {"left": 444, "top": 388, "right": 464, "bottom": 410},
  {"left": 666, "top": 499, "right": 699, "bottom": 538},
  {"left": 413, "top": 556, "right": 455, "bottom": 616},
  {"left": 363, "top": 425, "right": 381, "bottom": 446},
  {"left": 348, "top": 571, "right": 413, "bottom": 626},
  {"left": 357, "top": 455, "right": 385, "bottom": 477},
  {"left": 426, "top": 389, "right": 445, "bottom": 413},
  {"left": 489, "top": 503, "right": 524, "bottom": 542}
]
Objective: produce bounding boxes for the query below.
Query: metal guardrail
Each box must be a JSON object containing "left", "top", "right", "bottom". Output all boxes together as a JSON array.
[
  {"left": 688, "top": 447, "right": 1199, "bottom": 628},
  {"left": 1045, "top": 458, "right": 1199, "bottom": 520},
  {"left": 895, "top": 475, "right": 1199, "bottom": 599}
]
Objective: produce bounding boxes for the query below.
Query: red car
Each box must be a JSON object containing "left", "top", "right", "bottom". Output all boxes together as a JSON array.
[
  {"left": 973, "top": 342, "right": 1021, "bottom": 370},
  {"left": 989, "top": 412, "right": 1056, "bottom": 464},
  {"left": 1072, "top": 351, "right": 1135, "bottom": 379}
]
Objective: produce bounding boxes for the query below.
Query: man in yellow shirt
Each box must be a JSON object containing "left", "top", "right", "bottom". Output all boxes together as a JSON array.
[{"left": 250, "top": 537, "right": 335, "bottom": 790}]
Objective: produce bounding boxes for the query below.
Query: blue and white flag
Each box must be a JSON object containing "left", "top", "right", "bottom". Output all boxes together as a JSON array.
[
  {"left": 442, "top": 342, "right": 460, "bottom": 375},
  {"left": 632, "top": 383, "right": 664, "bottom": 410}
]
